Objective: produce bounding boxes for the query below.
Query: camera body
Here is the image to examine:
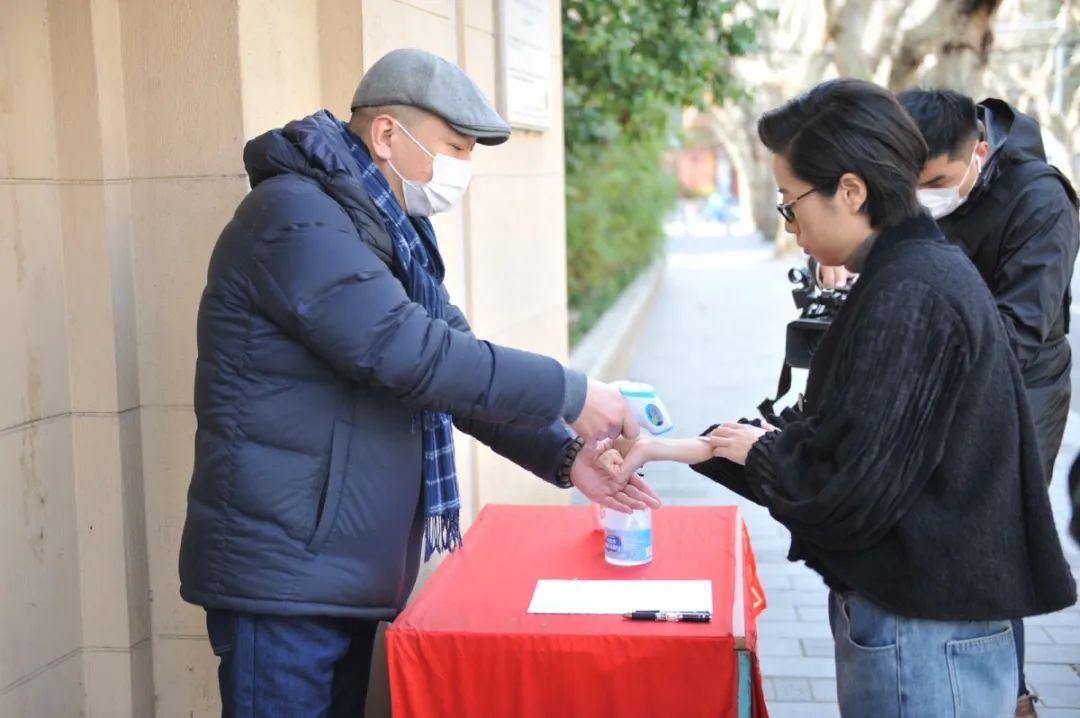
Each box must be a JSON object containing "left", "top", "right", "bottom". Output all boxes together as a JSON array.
[{"left": 784, "top": 261, "right": 850, "bottom": 368}]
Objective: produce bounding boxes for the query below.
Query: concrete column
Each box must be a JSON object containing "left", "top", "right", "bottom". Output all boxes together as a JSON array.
[
  {"left": 0, "top": 0, "right": 155, "bottom": 715},
  {"left": 460, "top": 0, "right": 570, "bottom": 508},
  {"left": 112, "top": 1, "right": 248, "bottom": 713},
  {"left": 0, "top": 2, "right": 84, "bottom": 715},
  {"left": 0, "top": 1, "right": 568, "bottom": 714}
]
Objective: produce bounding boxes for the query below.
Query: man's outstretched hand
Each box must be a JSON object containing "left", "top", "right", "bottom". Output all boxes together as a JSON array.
[{"left": 569, "top": 379, "right": 640, "bottom": 444}]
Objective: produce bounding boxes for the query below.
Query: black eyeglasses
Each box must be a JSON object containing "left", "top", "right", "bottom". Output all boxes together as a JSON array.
[{"left": 776, "top": 187, "right": 817, "bottom": 223}]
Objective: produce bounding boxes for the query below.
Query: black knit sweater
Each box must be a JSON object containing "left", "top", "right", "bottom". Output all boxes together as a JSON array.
[{"left": 694, "top": 213, "right": 1076, "bottom": 620}]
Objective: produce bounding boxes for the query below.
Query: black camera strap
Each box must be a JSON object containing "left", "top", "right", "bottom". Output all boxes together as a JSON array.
[{"left": 758, "top": 361, "right": 793, "bottom": 419}]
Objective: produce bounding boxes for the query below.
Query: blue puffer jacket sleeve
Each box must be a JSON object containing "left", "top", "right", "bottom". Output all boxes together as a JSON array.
[
  {"left": 442, "top": 299, "right": 576, "bottom": 483},
  {"left": 244, "top": 178, "right": 567, "bottom": 427}
]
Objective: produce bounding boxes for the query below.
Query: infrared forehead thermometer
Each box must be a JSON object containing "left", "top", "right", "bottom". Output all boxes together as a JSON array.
[{"left": 612, "top": 381, "right": 674, "bottom": 436}]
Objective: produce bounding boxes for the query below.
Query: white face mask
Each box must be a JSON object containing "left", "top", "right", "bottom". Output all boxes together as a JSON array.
[
  {"left": 916, "top": 150, "right": 981, "bottom": 220},
  {"left": 387, "top": 119, "right": 472, "bottom": 217}
]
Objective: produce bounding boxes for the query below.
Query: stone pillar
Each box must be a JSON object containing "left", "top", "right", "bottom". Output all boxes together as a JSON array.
[
  {"left": 1, "top": 0, "right": 151, "bottom": 714},
  {"left": 113, "top": 1, "right": 247, "bottom": 714},
  {"left": 459, "top": 0, "right": 570, "bottom": 509},
  {"left": 1, "top": 1, "right": 567, "bottom": 715}
]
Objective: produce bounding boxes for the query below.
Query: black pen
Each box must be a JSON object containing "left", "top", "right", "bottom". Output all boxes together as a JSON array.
[{"left": 623, "top": 610, "right": 712, "bottom": 622}]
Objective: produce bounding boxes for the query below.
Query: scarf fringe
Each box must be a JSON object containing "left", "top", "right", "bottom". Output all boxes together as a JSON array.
[{"left": 424, "top": 512, "right": 463, "bottom": 561}]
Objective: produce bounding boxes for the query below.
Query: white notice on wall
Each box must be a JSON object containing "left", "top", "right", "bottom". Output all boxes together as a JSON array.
[
  {"left": 527, "top": 580, "right": 713, "bottom": 615},
  {"left": 498, "top": 0, "right": 552, "bottom": 131}
]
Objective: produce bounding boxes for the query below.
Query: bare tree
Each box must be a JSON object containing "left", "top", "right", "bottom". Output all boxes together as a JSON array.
[
  {"left": 714, "top": 0, "right": 1011, "bottom": 249},
  {"left": 712, "top": 2, "right": 832, "bottom": 246},
  {"left": 983, "top": 0, "right": 1080, "bottom": 187},
  {"left": 886, "top": 0, "right": 1004, "bottom": 89}
]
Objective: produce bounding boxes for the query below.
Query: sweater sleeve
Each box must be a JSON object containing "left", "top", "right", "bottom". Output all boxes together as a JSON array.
[
  {"left": 691, "top": 423, "right": 760, "bottom": 503},
  {"left": 743, "top": 279, "right": 971, "bottom": 552}
]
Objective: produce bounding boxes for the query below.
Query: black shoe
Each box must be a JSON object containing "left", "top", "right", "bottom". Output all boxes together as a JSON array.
[{"left": 1015, "top": 692, "right": 1038, "bottom": 718}]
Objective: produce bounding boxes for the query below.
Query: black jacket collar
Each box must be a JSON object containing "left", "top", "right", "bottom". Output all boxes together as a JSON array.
[{"left": 863, "top": 212, "right": 944, "bottom": 275}]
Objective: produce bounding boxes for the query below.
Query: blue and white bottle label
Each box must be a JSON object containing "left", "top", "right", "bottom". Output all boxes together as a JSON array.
[{"left": 605, "top": 527, "right": 653, "bottom": 563}]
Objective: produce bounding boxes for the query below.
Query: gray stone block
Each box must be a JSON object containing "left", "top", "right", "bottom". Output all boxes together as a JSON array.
[
  {"left": 766, "top": 677, "right": 814, "bottom": 701},
  {"left": 796, "top": 605, "right": 830, "bottom": 622},
  {"left": 1029, "top": 612, "right": 1080, "bottom": 628},
  {"left": 800, "top": 638, "right": 836, "bottom": 657},
  {"left": 1048, "top": 627, "right": 1080, "bottom": 645},
  {"left": 756, "top": 636, "right": 804, "bottom": 658},
  {"left": 764, "top": 701, "right": 840, "bottom": 718},
  {"left": 1024, "top": 643, "right": 1080, "bottom": 663},
  {"left": 760, "top": 656, "right": 837, "bottom": 678},
  {"left": 1026, "top": 625, "right": 1056, "bottom": 644},
  {"left": 759, "top": 620, "right": 834, "bottom": 639},
  {"left": 1028, "top": 663, "right": 1080, "bottom": 686},
  {"left": 811, "top": 678, "right": 838, "bottom": 702},
  {"left": 1039, "top": 683, "right": 1080, "bottom": 709}
]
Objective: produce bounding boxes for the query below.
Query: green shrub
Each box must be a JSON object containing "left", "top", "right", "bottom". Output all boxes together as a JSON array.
[
  {"left": 561, "top": 0, "right": 761, "bottom": 345},
  {"left": 566, "top": 134, "right": 677, "bottom": 345}
]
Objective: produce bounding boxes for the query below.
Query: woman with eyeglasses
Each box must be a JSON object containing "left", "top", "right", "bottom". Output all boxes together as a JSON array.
[{"left": 609, "top": 78, "right": 1076, "bottom": 717}]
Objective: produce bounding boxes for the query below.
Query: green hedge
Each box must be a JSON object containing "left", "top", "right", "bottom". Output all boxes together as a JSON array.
[
  {"left": 566, "top": 133, "right": 676, "bottom": 345},
  {"left": 561, "top": 0, "right": 761, "bottom": 346}
]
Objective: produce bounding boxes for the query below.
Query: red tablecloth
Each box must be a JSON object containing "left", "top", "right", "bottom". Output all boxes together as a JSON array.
[{"left": 387, "top": 505, "right": 768, "bottom": 718}]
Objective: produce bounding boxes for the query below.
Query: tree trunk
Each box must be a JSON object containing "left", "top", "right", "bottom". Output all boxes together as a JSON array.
[
  {"left": 982, "top": 1, "right": 1079, "bottom": 188},
  {"left": 712, "top": 93, "right": 784, "bottom": 248},
  {"left": 704, "top": 0, "right": 1009, "bottom": 248},
  {"left": 889, "top": 0, "right": 1003, "bottom": 90}
]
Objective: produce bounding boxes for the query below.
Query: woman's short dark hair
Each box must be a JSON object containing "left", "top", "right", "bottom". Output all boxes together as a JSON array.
[{"left": 758, "top": 78, "right": 928, "bottom": 229}]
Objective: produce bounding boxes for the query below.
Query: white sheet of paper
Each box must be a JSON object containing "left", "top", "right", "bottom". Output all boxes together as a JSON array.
[{"left": 527, "top": 579, "right": 713, "bottom": 615}]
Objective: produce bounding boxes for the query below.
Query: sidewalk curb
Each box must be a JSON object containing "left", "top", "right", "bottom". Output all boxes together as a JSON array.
[{"left": 568, "top": 257, "right": 665, "bottom": 381}]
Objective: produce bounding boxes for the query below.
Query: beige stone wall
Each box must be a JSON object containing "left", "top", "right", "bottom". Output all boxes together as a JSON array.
[
  {"left": 1, "top": 0, "right": 566, "bottom": 715},
  {"left": 459, "top": 0, "right": 570, "bottom": 513}
]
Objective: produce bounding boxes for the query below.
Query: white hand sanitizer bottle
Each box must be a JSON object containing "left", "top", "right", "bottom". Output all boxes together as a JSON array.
[{"left": 602, "top": 506, "right": 653, "bottom": 566}]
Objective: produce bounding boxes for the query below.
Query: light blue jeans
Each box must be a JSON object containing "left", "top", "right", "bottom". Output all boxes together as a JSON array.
[{"left": 828, "top": 591, "right": 1017, "bottom": 718}]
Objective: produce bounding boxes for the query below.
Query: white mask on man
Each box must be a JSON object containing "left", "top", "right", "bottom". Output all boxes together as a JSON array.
[
  {"left": 916, "top": 150, "right": 982, "bottom": 220},
  {"left": 387, "top": 119, "right": 472, "bottom": 217}
]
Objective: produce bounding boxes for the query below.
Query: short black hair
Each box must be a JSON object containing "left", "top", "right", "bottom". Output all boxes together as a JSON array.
[
  {"left": 896, "top": 88, "right": 980, "bottom": 159},
  {"left": 758, "top": 78, "right": 928, "bottom": 230}
]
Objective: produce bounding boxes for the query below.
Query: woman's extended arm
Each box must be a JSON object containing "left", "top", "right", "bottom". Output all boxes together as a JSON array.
[{"left": 610, "top": 436, "right": 716, "bottom": 478}]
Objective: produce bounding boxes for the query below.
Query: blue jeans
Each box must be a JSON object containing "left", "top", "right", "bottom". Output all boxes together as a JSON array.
[
  {"left": 206, "top": 609, "right": 379, "bottom": 718},
  {"left": 828, "top": 591, "right": 1017, "bottom": 718}
]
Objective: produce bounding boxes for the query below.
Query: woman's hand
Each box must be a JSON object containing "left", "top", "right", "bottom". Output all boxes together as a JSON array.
[
  {"left": 594, "top": 436, "right": 657, "bottom": 492},
  {"left": 594, "top": 439, "right": 625, "bottom": 476},
  {"left": 708, "top": 422, "right": 774, "bottom": 466},
  {"left": 818, "top": 264, "right": 854, "bottom": 288},
  {"left": 611, "top": 434, "right": 640, "bottom": 457},
  {"left": 575, "top": 440, "right": 661, "bottom": 513},
  {"left": 615, "top": 439, "right": 654, "bottom": 482}
]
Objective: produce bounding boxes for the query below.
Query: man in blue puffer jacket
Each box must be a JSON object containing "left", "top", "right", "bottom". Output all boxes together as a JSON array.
[{"left": 179, "top": 48, "right": 660, "bottom": 716}]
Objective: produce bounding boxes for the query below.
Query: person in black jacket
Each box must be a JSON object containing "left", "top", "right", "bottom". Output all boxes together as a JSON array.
[
  {"left": 179, "top": 48, "right": 659, "bottom": 716},
  {"left": 611, "top": 78, "right": 1077, "bottom": 717},
  {"left": 898, "top": 90, "right": 1079, "bottom": 483},
  {"left": 898, "top": 89, "right": 1080, "bottom": 716}
]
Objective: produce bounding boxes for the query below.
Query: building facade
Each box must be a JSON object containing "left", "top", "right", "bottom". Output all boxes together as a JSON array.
[{"left": 0, "top": 1, "right": 567, "bottom": 715}]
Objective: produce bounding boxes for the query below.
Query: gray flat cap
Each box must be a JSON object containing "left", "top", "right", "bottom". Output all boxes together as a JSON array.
[{"left": 351, "top": 48, "right": 511, "bottom": 146}]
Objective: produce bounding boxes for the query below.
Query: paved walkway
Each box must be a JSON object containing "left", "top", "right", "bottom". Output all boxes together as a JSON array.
[{"left": 619, "top": 229, "right": 1080, "bottom": 717}]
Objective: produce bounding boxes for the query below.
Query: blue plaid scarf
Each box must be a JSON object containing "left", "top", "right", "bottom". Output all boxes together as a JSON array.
[{"left": 340, "top": 123, "right": 461, "bottom": 559}]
